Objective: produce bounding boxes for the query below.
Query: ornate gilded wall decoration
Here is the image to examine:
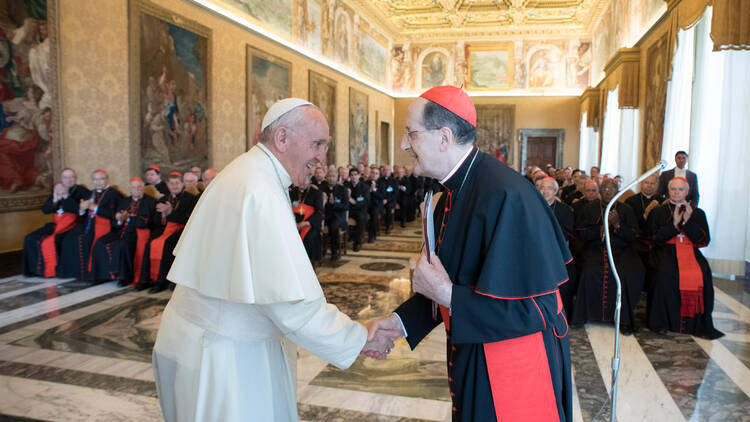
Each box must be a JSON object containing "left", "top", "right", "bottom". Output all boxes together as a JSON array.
[
  {"left": 0, "top": 0, "right": 62, "bottom": 212},
  {"left": 475, "top": 104, "right": 515, "bottom": 167},
  {"left": 348, "top": 88, "right": 368, "bottom": 164},
  {"left": 129, "top": 0, "right": 211, "bottom": 176},
  {"left": 308, "top": 70, "right": 336, "bottom": 166},
  {"left": 246, "top": 47, "right": 291, "bottom": 150},
  {"left": 643, "top": 33, "right": 670, "bottom": 172}
]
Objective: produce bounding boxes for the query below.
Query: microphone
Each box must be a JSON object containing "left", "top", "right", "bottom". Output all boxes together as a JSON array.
[{"left": 602, "top": 159, "right": 665, "bottom": 422}]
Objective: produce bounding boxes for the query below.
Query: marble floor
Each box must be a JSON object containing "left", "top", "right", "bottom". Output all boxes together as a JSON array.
[{"left": 0, "top": 222, "right": 749, "bottom": 421}]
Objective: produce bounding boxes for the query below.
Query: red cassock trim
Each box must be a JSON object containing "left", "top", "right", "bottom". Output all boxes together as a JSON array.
[
  {"left": 666, "top": 235, "right": 704, "bottom": 317},
  {"left": 292, "top": 203, "right": 315, "bottom": 240},
  {"left": 149, "top": 222, "right": 185, "bottom": 281},
  {"left": 87, "top": 215, "right": 111, "bottom": 272},
  {"left": 40, "top": 213, "right": 79, "bottom": 278},
  {"left": 132, "top": 228, "right": 150, "bottom": 285},
  {"left": 440, "top": 305, "right": 451, "bottom": 331},
  {"left": 483, "top": 332, "right": 560, "bottom": 422}
]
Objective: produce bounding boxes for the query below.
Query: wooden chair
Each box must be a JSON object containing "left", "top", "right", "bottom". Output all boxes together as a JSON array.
[{"left": 143, "top": 185, "right": 161, "bottom": 200}]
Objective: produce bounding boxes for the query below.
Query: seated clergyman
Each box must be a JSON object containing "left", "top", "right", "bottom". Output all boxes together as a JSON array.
[
  {"left": 646, "top": 177, "right": 723, "bottom": 339},
  {"left": 571, "top": 179, "right": 645, "bottom": 335}
]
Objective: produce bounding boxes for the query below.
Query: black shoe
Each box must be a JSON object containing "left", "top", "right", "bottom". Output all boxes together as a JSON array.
[
  {"left": 149, "top": 282, "right": 168, "bottom": 294},
  {"left": 134, "top": 282, "right": 151, "bottom": 291},
  {"left": 169, "top": 282, "right": 175, "bottom": 291},
  {"left": 331, "top": 254, "right": 340, "bottom": 261},
  {"left": 620, "top": 325, "right": 633, "bottom": 336},
  {"left": 353, "top": 244, "right": 361, "bottom": 252},
  {"left": 116, "top": 279, "right": 131, "bottom": 288},
  {"left": 652, "top": 327, "right": 668, "bottom": 336}
]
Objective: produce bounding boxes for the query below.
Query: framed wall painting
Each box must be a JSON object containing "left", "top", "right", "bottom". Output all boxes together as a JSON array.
[
  {"left": 308, "top": 70, "right": 336, "bottom": 165},
  {"left": 246, "top": 46, "right": 291, "bottom": 150},
  {"left": 467, "top": 44, "right": 514, "bottom": 90}
]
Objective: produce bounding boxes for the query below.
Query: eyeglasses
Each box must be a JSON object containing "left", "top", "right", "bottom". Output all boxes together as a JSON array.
[{"left": 403, "top": 128, "right": 438, "bottom": 141}]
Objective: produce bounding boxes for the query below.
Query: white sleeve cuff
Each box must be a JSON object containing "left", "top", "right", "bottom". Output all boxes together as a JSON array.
[{"left": 392, "top": 312, "right": 408, "bottom": 338}]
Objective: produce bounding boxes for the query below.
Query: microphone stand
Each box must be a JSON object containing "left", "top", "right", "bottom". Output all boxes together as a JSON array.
[{"left": 605, "top": 160, "right": 667, "bottom": 422}]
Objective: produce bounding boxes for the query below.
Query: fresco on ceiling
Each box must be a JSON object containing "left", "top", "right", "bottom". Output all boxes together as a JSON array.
[
  {"left": 358, "top": 25, "right": 387, "bottom": 83},
  {"left": 220, "top": 0, "right": 293, "bottom": 35}
]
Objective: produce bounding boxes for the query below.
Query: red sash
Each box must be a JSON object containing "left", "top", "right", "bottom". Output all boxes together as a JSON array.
[
  {"left": 666, "top": 235, "right": 704, "bottom": 317},
  {"left": 133, "top": 228, "right": 150, "bottom": 285},
  {"left": 293, "top": 203, "right": 314, "bottom": 240},
  {"left": 40, "top": 213, "right": 79, "bottom": 277},
  {"left": 150, "top": 222, "right": 184, "bottom": 281},
  {"left": 87, "top": 215, "right": 111, "bottom": 272}
]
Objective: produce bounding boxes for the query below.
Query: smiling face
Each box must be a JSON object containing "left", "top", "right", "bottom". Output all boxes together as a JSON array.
[
  {"left": 583, "top": 180, "right": 599, "bottom": 201},
  {"left": 535, "top": 177, "right": 558, "bottom": 204},
  {"left": 91, "top": 171, "right": 108, "bottom": 190},
  {"left": 401, "top": 98, "right": 443, "bottom": 177},
  {"left": 130, "top": 179, "right": 145, "bottom": 198},
  {"left": 600, "top": 179, "right": 618, "bottom": 204},
  {"left": 272, "top": 106, "right": 330, "bottom": 188},
  {"left": 60, "top": 169, "right": 76, "bottom": 189},
  {"left": 167, "top": 176, "right": 183, "bottom": 195}
]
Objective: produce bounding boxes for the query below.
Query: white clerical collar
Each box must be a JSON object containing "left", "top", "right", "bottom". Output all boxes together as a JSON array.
[
  {"left": 257, "top": 142, "right": 292, "bottom": 188},
  {"left": 440, "top": 147, "right": 474, "bottom": 185}
]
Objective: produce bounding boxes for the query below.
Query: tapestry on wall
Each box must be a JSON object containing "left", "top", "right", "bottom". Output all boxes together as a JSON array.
[
  {"left": 247, "top": 47, "right": 291, "bottom": 150},
  {"left": 643, "top": 33, "right": 670, "bottom": 171},
  {"left": 308, "top": 70, "right": 336, "bottom": 166},
  {"left": 348, "top": 88, "right": 368, "bottom": 165},
  {"left": 0, "top": 0, "right": 62, "bottom": 212},
  {"left": 130, "top": 0, "right": 211, "bottom": 176},
  {"left": 475, "top": 104, "right": 515, "bottom": 168}
]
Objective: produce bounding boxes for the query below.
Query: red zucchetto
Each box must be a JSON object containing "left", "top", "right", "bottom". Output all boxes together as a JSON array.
[{"left": 419, "top": 85, "right": 476, "bottom": 127}]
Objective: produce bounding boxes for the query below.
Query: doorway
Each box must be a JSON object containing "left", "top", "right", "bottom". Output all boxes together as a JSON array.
[{"left": 519, "top": 129, "right": 565, "bottom": 170}]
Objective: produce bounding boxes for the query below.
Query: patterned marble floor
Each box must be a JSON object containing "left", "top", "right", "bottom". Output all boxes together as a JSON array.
[{"left": 0, "top": 221, "right": 749, "bottom": 421}]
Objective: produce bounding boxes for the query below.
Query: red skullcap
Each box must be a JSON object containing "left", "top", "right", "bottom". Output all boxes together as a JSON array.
[
  {"left": 419, "top": 85, "right": 476, "bottom": 127},
  {"left": 672, "top": 177, "right": 688, "bottom": 183},
  {"left": 94, "top": 169, "right": 107, "bottom": 174},
  {"left": 130, "top": 177, "right": 143, "bottom": 183},
  {"left": 147, "top": 165, "right": 160, "bottom": 173},
  {"left": 207, "top": 168, "right": 217, "bottom": 172},
  {"left": 170, "top": 171, "right": 182, "bottom": 177}
]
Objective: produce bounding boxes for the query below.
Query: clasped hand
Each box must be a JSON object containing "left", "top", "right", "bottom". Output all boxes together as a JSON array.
[{"left": 360, "top": 315, "right": 404, "bottom": 360}]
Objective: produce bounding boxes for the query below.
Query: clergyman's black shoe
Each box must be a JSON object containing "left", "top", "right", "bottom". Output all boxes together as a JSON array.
[
  {"left": 149, "top": 282, "right": 168, "bottom": 294},
  {"left": 134, "top": 282, "right": 151, "bottom": 292}
]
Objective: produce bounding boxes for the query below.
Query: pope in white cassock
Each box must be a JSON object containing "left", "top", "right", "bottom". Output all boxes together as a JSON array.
[{"left": 152, "top": 99, "right": 390, "bottom": 421}]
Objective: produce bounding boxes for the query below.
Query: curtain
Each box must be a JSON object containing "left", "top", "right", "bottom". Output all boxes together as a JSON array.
[
  {"left": 578, "top": 112, "right": 599, "bottom": 171},
  {"left": 661, "top": 24, "right": 696, "bottom": 167},
  {"left": 616, "top": 109, "right": 640, "bottom": 184},
  {"left": 600, "top": 88, "right": 620, "bottom": 176},
  {"left": 689, "top": 7, "right": 750, "bottom": 262}
]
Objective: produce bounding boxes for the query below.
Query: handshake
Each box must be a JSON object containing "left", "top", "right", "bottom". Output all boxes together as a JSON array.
[{"left": 360, "top": 314, "right": 405, "bottom": 360}]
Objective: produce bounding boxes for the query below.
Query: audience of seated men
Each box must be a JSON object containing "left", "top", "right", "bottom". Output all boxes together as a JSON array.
[
  {"left": 323, "top": 168, "right": 349, "bottom": 260},
  {"left": 58, "top": 169, "right": 123, "bottom": 281},
  {"left": 22, "top": 168, "right": 90, "bottom": 277},
  {"left": 572, "top": 179, "right": 645, "bottom": 334},
  {"left": 646, "top": 177, "right": 722, "bottom": 339},
  {"left": 145, "top": 165, "right": 169, "bottom": 197},
  {"left": 90, "top": 177, "right": 156, "bottom": 286},
  {"left": 348, "top": 168, "right": 370, "bottom": 251}
]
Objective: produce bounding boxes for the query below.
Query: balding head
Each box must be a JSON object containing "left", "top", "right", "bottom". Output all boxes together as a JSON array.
[
  {"left": 202, "top": 168, "right": 217, "bottom": 187},
  {"left": 60, "top": 168, "right": 76, "bottom": 189},
  {"left": 668, "top": 177, "right": 689, "bottom": 203},
  {"left": 583, "top": 179, "right": 599, "bottom": 201},
  {"left": 641, "top": 174, "right": 658, "bottom": 197},
  {"left": 183, "top": 172, "right": 198, "bottom": 189},
  {"left": 535, "top": 177, "right": 559, "bottom": 205}
]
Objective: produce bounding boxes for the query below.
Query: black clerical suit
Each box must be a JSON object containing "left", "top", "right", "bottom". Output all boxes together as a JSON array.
[
  {"left": 368, "top": 178, "right": 384, "bottom": 242},
  {"left": 657, "top": 168, "right": 699, "bottom": 207},
  {"left": 550, "top": 200, "right": 578, "bottom": 317},
  {"left": 90, "top": 195, "right": 156, "bottom": 284},
  {"left": 290, "top": 185, "right": 324, "bottom": 262},
  {"left": 394, "top": 148, "right": 572, "bottom": 422},
  {"left": 572, "top": 200, "right": 645, "bottom": 330},
  {"left": 324, "top": 183, "right": 349, "bottom": 258},
  {"left": 348, "top": 180, "right": 370, "bottom": 250},
  {"left": 646, "top": 203, "right": 723, "bottom": 339},
  {"left": 625, "top": 192, "right": 660, "bottom": 294},
  {"left": 22, "top": 185, "right": 90, "bottom": 277},
  {"left": 150, "top": 180, "right": 169, "bottom": 197},
  {"left": 380, "top": 176, "right": 399, "bottom": 233},
  {"left": 58, "top": 187, "right": 123, "bottom": 281},
  {"left": 396, "top": 176, "right": 412, "bottom": 227}
]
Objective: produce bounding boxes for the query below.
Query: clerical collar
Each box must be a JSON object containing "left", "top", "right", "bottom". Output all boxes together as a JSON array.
[
  {"left": 257, "top": 142, "right": 292, "bottom": 188},
  {"left": 96, "top": 186, "right": 109, "bottom": 193},
  {"left": 440, "top": 147, "right": 477, "bottom": 191}
]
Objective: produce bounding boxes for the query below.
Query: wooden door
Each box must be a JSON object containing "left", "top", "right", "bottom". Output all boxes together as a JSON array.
[{"left": 526, "top": 137, "right": 557, "bottom": 169}]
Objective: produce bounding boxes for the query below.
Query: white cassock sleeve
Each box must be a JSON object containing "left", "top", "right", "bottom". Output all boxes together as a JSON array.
[{"left": 261, "top": 297, "right": 368, "bottom": 369}]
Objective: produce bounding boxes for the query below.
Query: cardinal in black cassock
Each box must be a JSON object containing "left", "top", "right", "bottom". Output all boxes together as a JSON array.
[
  {"left": 58, "top": 170, "right": 122, "bottom": 281},
  {"left": 370, "top": 86, "right": 572, "bottom": 422},
  {"left": 571, "top": 179, "right": 644, "bottom": 333},
  {"left": 90, "top": 178, "right": 156, "bottom": 285},
  {"left": 23, "top": 179, "right": 90, "bottom": 278},
  {"left": 290, "top": 183, "right": 324, "bottom": 262},
  {"left": 646, "top": 177, "right": 723, "bottom": 339}
]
